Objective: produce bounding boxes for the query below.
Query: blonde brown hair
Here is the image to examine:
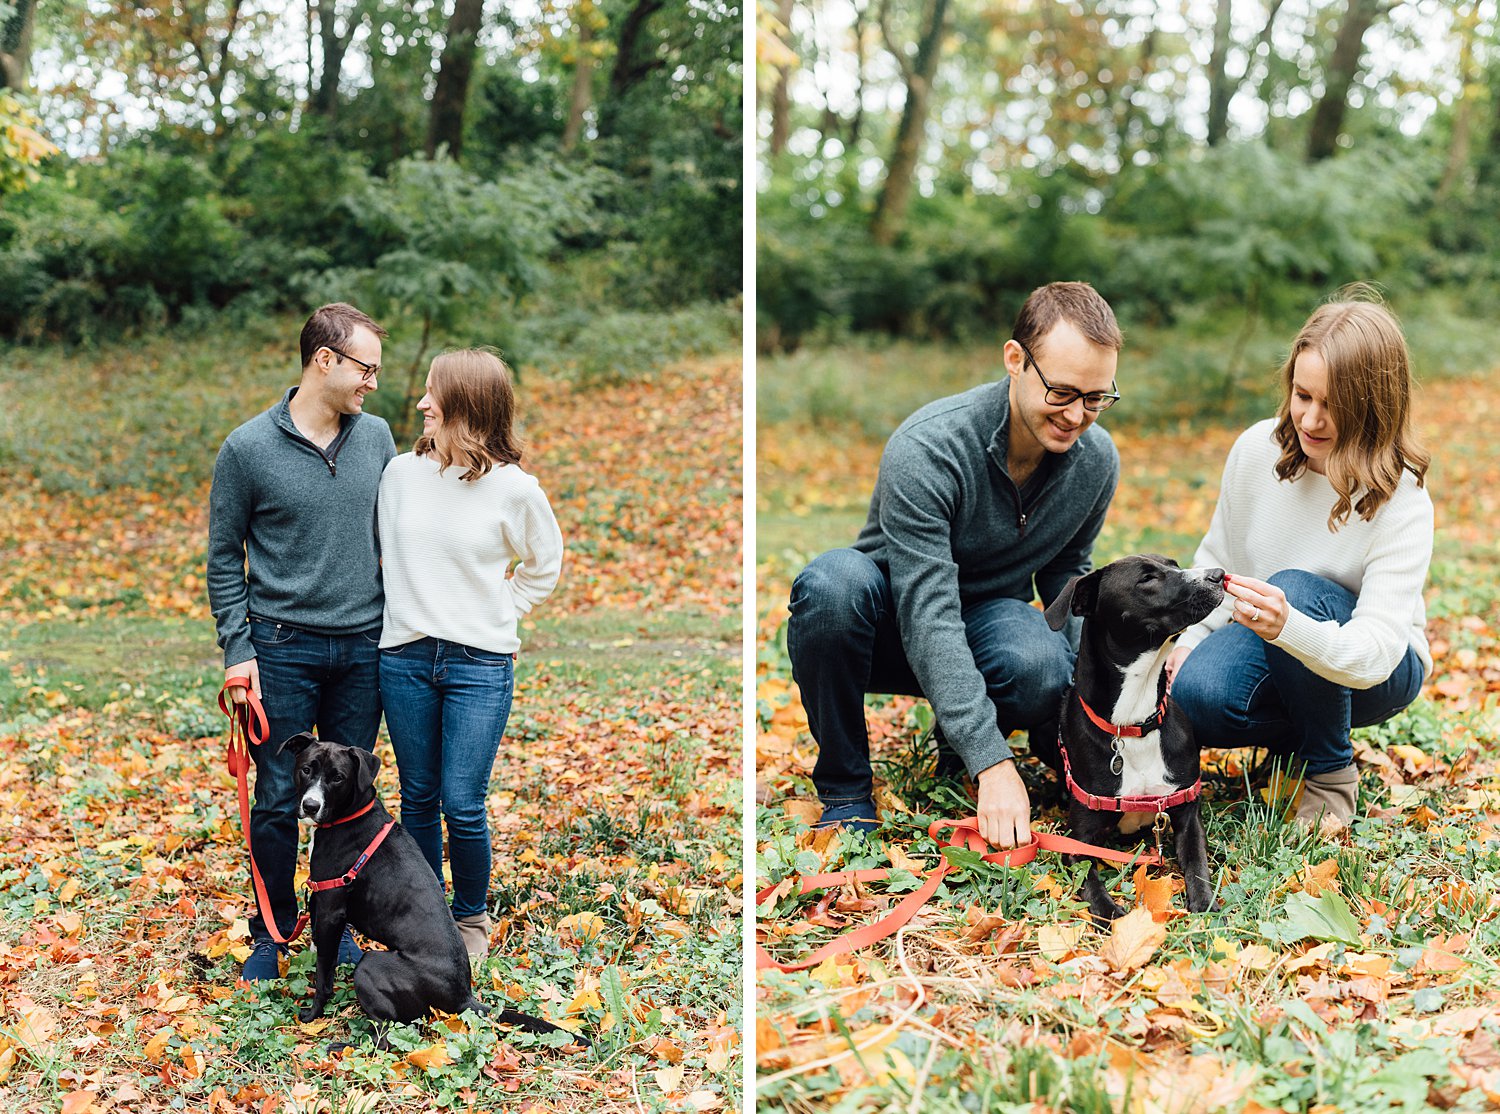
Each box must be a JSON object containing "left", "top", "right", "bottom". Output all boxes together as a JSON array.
[
  {"left": 1272, "top": 286, "right": 1429, "bottom": 529},
  {"left": 414, "top": 348, "right": 523, "bottom": 481}
]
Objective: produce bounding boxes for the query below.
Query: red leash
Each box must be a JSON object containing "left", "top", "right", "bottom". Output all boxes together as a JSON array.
[
  {"left": 219, "top": 677, "right": 309, "bottom": 943},
  {"left": 755, "top": 816, "right": 1161, "bottom": 973}
]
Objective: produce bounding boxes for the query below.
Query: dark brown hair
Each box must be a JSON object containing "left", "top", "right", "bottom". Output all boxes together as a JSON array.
[
  {"left": 299, "top": 303, "right": 388, "bottom": 368},
  {"left": 414, "top": 348, "right": 523, "bottom": 481},
  {"left": 1012, "top": 282, "right": 1123, "bottom": 352},
  {"left": 1273, "top": 286, "right": 1429, "bottom": 529}
]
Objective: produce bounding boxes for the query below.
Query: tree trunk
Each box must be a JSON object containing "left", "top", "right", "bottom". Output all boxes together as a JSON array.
[
  {"left": 1481, "top": 57, "right": 1500, "bottom": 186},
  {"left": 849, "top": 0, "right": 867, "bottom": 146},
  {"left": 1205, "top": 0, "right": 1234, "bottom": 146},
  {"left": 426, "top": 0, "right": 485, "bottom": 161},
  {"left": 870, "top": 0, "right": 951, "bottom": 246},
  {"left": 1436, "top": 0, "right": 1480, "bottom": 201},
  {"left": 599, "top": 0, "right": 664, "bottom": 138},
  {"left": 0, "top": 0, "right": 36, "bottom": 91},
  {"left": 1305, "top": 0, "right": 1382, "bottom": 161},
  {"left": 561, "top": 12, "right": 596, "bottom": 152},
  {"left": 768, "top": 0, "right": 796, "bottom": 156},
  {"left": 311, "top": 0, "right": 364, "bottom": 120}
]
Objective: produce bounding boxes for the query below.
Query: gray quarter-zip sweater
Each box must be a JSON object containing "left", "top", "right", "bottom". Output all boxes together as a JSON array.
[
  {"left": 207, "top": 387, "right": 398, "bottom": 667},
  {"left": 852, "top": 380, "right": 1119, "bottom": 776}
]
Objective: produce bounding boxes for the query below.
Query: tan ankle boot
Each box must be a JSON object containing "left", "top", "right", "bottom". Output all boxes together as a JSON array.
[
  {"left": 455, "top": 913, "right": 492, "bottom": 959},
  {"left": 1294, "top": 764, "right": 1359, "bottom": 834}
]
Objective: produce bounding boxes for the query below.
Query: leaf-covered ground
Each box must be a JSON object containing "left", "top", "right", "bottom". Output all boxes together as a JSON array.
[
  {"left": 0, "top": 326, "right": 743, "bottom": 1114},
  {"left": 755, "top": 368, "right": 1500, "bottom": 1112}
]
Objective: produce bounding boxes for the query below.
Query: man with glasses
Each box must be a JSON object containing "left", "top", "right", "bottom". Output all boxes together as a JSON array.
[
  {"left": 208, "top": 302, "right": 398, "bottom": 981},
  {"left": 787, "top": 282, "right": 1123, "bottom": 849}
]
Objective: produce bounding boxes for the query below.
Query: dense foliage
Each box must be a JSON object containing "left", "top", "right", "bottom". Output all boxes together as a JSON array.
[
  {"left": 0, "top": 0, "right": 742, "bottom": 349},
  {"left": 758, "top": 0, "right": 1500, "bottom": 350}
]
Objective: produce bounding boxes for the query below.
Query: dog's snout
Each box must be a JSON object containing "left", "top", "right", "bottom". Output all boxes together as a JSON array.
[{"left": 1205, "top": 568, "right": 1226, "bottom": 584}]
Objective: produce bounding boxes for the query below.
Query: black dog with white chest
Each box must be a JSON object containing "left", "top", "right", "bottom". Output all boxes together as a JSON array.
[
  {"left": 280, "top": 733, "right": 582, "bottom": 1044},
  {"left": 1040, "top": 554, "right": 1225, "bottom": 922}
]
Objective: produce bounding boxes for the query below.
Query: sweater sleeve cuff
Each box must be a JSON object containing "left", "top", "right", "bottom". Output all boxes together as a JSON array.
[
  {"left": 1270, "top": 606, "right": 1330, "bottom": 666},
  {"left": 956, "top": 729, "right": 1015, "bottom": 779},
  {"left": 223, "top": 630, "right": 256, "bottom": 669}
]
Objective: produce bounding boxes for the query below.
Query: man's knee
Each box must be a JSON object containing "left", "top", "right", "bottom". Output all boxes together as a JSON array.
[{"left": 788, "top": 549, "right": 886, "bottom": 646}]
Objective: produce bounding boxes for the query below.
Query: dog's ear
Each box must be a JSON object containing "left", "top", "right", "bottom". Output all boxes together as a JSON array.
[
  {"left": 1044, "top": 570, "right": 1101, "bottom": 630},
  {"left": 353, "top": 747, "right": 381, "bottom": 795},
  {"left": 278, "top": 731, "right": 318, "bottom": 756}
]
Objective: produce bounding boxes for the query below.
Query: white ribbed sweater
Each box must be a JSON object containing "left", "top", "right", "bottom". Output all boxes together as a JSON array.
[
  {"left": 1177, "top": 419, "right": 1433, "bottom": 688},
  {"left": 377, "top": 453, "right": 563, "bottom": 654}
]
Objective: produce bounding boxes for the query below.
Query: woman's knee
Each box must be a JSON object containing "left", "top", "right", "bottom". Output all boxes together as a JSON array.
[{"left": 1268, "top": 569, "right": 1353, "bottom": 617}]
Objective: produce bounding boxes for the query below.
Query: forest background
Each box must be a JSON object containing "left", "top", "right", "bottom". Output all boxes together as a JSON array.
[
  {"left": 0, "top": 2, "right": 744, "bottom": 1112},
  {"left": 756, "top": 1, "right": 1500, "bottom": 1109}
]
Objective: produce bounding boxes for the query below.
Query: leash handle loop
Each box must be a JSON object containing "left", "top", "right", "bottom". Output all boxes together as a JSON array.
[{"left": 217, "top": 678, "right": 307, "bottom": 945}]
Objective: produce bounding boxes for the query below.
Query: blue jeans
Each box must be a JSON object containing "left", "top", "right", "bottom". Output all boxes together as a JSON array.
[
  {"left": 787, "top": 548, "right": 1074, "bottom": 803},
  {"left": 379, "top": 637, "right": 514, "bottom": 920},
  {"left": 247, "top": 617, "right": 382, "bottom": 942},
  {"left": 1172, "top": 569, "right": 1424, "bottom": 776}
]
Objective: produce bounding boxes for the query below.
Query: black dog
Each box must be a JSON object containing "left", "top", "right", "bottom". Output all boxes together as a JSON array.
[
  {"left": 1041, "top": 555, "right": 1224, "bottom": 921},
  {"left": 279, "top": 733, "right": 584, "bottom": 1045}
]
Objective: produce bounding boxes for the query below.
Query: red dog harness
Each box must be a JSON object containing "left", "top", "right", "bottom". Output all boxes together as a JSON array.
[
  {"left": 306, "top": 800, "right": 396, "bottom": 893},
  {"left": 1058, "top": 691, "right": 1202, "bottom": 816}
]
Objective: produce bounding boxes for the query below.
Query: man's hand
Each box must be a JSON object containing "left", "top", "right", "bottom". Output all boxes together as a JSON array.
[
  {"left": 224, "top": 659, "right": 260, "bottom": 704},
  {"left": 976, "top": 759, "right": 1031, "bottom": 849}
]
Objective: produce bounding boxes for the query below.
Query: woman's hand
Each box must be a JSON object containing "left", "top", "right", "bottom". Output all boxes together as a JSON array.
[
  {"left": 1224, "top": 572, "right": 1288, "bottom": 641},
  {"left": 1165, "top": 645, "right": 1191, "bottom": 689}
]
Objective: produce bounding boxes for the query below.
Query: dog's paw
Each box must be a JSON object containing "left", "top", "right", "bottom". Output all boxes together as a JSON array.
[{"left": 298, "top": 1006, "right": 323, "bottom": 1024}]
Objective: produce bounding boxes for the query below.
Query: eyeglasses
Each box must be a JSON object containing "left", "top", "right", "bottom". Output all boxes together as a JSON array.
[
  {"left": 324, "top": 346, "right": 381, "bottom": 383},
  {"left": 1017, "top": 339, "right": 1120, "bottom": 412}
]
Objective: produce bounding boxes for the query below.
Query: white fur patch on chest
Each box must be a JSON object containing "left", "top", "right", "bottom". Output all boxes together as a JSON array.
[{"left": 1114, "top": 730, "right": 1173, "bottom": 797}]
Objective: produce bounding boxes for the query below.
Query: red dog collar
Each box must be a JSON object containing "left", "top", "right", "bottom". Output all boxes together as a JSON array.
[{"left": 1076, "top": 691, "right": 1168, "bottom": 738}]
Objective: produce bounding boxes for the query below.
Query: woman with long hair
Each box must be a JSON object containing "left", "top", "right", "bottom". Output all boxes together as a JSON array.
[
  {"left": 377, "top": 349, "right": 563, "bottom": 956},
  {"left": 1167, "top": 289, "right": 1433, "bottom": 833}
]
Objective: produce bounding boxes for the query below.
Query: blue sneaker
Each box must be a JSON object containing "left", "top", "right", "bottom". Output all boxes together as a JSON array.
[
  {"left": 815, "top": 798, "right": 880, "bottom": 834},
  {"left": 240, "top": 939, "right": 286, "bottom": 982},
  {"left": 337, "top": 926, "right": 364, "bottom": 967}
]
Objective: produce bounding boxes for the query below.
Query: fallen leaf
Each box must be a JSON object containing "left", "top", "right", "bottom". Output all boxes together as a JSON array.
[{"left": 1099, "top": 907, "right": 1167, "bottom": 972}]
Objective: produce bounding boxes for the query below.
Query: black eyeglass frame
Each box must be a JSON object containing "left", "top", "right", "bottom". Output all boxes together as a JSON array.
[
  {"left": 324, "top": 345, "right": 382, "bottom": 383},
  {"left": 1016, "top": 339, "right": 1121, "bottom": 412}
]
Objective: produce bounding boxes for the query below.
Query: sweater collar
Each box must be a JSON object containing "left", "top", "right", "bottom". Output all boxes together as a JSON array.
[{"left": 274, "top": 386, "right": 359, "bottom": 441}]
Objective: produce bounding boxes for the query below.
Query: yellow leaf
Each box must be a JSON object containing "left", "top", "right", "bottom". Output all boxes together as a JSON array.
[
  {"left": 159, "top": 994, "right": 195, "bottom": 1013},
  {"left": 58, "top": 879, "right": 79, "bottom": 904},
  {"left": 566, "top": 988, "right": 602, "bottom": 1016},
  {"left": 1099, "top": 907, "right": 1167, "bottom": 972},
  {"left": 406, "top": 1043, "right": 451, "bottom": 1071},
  {"left": 1390, "top": 744, "right": 1430, "bottom": 770},
  {"left": 557, "top": 912, "right": 606, "bottom": 943},
  {"left": 809, "top": 955, "right": 857, "bottom": 988},
  {"left": 1038, "top": 922, "right": 1086, "bottom": 961},
  {"left": 885, "top": 842, "right": 927, "bottom": 875},
  {"left": 0, "top": 1047, "right": 16, "bottom": 1085},
  {"left": 1237, "top": 943, "right": 1276, "bottom": 972},
  {"left": 655, "top": 1064, "right": 685, "bottom": 1094}
]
